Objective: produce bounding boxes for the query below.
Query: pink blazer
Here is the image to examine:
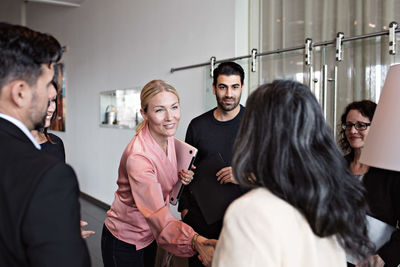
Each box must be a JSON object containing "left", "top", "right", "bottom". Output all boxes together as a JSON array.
[{"left": 105, "top": 125, "right": 196, "bottom": 257}]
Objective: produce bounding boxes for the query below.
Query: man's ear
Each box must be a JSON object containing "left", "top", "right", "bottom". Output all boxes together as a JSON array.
[
  {"left": 212, "top": 84, "right": 216, "bottom": 95},
  {"left": 140, "top": 108, "right": 147, "bottom": 120},
  {"left": 9, "top": 80, "right": 31, "bottom": 108}
]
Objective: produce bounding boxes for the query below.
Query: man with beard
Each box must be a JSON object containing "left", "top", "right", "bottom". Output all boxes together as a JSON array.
[
  {"left": 178, "top": 62, "right": 245, "bottom": 267},
  {"left": 0, "top": 23, "right": 90, "bottom": 266}
]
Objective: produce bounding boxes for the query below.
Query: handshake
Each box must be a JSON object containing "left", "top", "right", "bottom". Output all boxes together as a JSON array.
[{"left": 192, "top": 234, "right": 218, "bottom": 267}]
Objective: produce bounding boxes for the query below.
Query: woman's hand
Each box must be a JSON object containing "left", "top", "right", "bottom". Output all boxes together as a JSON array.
[
  {"left": 216, "top": 166, "right": 238, "bottom": 184},
  {"left": 80, "top": 220, "right": 95, "bottom": 239},
  {"left": 179, "top": 169, "right": 194, "bottom": 185},
  {"left": 193, "top": 235, "right": 218, "bottom": 266}
]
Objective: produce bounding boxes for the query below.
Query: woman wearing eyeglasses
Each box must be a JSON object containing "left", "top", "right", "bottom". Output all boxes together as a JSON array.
[{"left": 339, "top": 100, "right": 400, "bottom": 267}]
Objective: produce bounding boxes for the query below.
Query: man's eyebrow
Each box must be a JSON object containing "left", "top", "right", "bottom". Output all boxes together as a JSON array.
[{"left": 218, "top": 83, "right": 241, "bottom": 87}]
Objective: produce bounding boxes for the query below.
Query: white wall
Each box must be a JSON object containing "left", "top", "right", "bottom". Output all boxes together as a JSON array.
[
  {"left": 15, "top": 0, "right": 241, "bottom": 205},
  {"left": 0, "top": 0, "right": 22, "bottom": 24}
]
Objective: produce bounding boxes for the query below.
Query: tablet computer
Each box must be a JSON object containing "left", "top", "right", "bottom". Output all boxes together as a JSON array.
[{"left": 170, "top": 137, "right": 198, "bottom": 205}]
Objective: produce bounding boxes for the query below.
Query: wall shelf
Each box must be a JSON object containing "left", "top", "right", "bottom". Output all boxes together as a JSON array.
[{"left": 100, "top": 87, "right": 143, "bottom": 130}]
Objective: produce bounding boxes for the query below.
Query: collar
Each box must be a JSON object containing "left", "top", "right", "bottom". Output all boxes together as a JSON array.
[{"left": 0, "top": 113, "right": 41, "bottom": 150}]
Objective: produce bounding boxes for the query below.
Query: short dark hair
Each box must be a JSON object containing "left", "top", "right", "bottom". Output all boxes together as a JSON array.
[
  {"left": 233, "top": 80, "right": 373, "bottom": 259},
  {"left": 0, "top": 23, "right": 63, "bottom": 91},
  {"left": 338, "top": 100, "right": 377, "bottom": 155},
  {"left": 212, "top": 61, "right": 244, "bottom": 86}
]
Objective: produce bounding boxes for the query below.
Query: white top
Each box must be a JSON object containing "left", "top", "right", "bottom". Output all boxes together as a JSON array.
[
  {"left": 213, "top": 187, "right": 346, "bottom": 267},
  {"left": 0, "top": 113, "right": 40, "bottom": 149}
]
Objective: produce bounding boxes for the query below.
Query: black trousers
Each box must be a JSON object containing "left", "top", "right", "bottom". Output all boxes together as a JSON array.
[
  {"left": 101, "top": 224, "right": 157, "bottom": 267},
  {"left": 183, "top": 205, "right": 222, "bottom": 267}
]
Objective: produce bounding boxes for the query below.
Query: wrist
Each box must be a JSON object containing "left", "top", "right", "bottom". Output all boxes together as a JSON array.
[{"left": 192, "top": 234, "right": 199, "bottom": 250}]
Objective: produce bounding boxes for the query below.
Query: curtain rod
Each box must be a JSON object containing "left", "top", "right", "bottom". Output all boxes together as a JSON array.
[{"left": 170, "top": 28, "right": 400, "bottom": 73}]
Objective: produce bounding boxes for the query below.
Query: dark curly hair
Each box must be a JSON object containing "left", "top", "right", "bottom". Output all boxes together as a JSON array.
[
  {"left": 338, "top": 100, "right": 377, "bottom": 156},
  {"left": 212, "top": 61, "right": 244, "bottom": 86}
]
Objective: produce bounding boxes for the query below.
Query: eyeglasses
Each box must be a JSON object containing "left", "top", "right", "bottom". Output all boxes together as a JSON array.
[{"left": 341, "top": 122, "right": 371, "bottom": 131}]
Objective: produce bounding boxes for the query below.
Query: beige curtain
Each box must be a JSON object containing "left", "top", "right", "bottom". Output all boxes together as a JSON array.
[{"left": 256, "top": 0, "right": 400, "bottom": 128}]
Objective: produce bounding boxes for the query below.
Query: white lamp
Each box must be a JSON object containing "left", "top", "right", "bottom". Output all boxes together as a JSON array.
[{"left": 360, "top": 64, "right": 400, "bottom": 171}]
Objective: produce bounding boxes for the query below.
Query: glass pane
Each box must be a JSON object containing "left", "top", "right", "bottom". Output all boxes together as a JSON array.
[
  {"left": 257, "top": 0, "right": 400, "bottom": 137},
  {"left": 259, "top": 50, "right": 305, "bottom": 84},
  {"left": 312, "top": 44, "right": 338, "bottom": 132}
]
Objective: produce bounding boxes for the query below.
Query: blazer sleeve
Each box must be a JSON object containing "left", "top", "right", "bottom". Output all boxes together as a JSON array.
[
  {"left": 126, "top": 154, "right": 196, "bottom": 257},
  {"left": 21, "top": 163, "right": 90, "bottom": 267},
  {"left": 378, "top": 230, "right": 400, "bottom": 266}
]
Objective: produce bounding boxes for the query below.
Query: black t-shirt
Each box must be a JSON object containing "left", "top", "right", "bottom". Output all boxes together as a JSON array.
[
  {"left": 186, "top": 106, "right": 244, "bottom": 167},
  {"left": 41, "top": 133, "right": 66, "bottom": 162},
  {"left": 178, "top": 105, "right": 245, "bottom": 228}
]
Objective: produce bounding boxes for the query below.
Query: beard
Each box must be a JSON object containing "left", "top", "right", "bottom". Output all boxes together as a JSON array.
[
  {"left": 33, "top": 113, "right": 47, "bottom": 131},
  {"left": 216, "top": 95, "right": 241, "bottom": 112},
  {"left": 30, "top": 91, "right": 48, "bottom": 131}
]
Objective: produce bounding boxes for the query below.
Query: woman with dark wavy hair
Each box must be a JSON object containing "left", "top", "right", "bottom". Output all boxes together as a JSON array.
[
  {"left": 339, "top": 100, "right": 400, "bottom": 267},
  {"left": 30, "top": 79, "right": 65, "bottom": 161},
  {"left": 212, "top": 80, "right": 373, "bottom": 267},
  {"left": 338, "top": 100, "right": 377, "bottom": 159}
]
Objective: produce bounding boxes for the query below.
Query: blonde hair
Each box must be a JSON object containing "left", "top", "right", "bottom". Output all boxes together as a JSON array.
[{"left": 136, "top": 80, "right": 180, "bottom": 134}]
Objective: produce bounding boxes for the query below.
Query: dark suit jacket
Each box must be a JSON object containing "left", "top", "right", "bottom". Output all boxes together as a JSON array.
[
  {"left": 0, "top": 118, "right": 90, "bottom": 267},
  {"left": 345, "top": 154, "right": 400, "bottom": 267}
]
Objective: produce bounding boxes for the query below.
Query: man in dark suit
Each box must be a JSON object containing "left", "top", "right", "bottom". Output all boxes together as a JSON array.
[{"left": 0, "top": 23, "right": 90, "bottom": 266}]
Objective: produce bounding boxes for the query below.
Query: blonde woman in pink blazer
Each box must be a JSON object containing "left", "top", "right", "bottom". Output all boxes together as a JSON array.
[{"left": 102, "top": 80, "right": 216, "bottom": 267}]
